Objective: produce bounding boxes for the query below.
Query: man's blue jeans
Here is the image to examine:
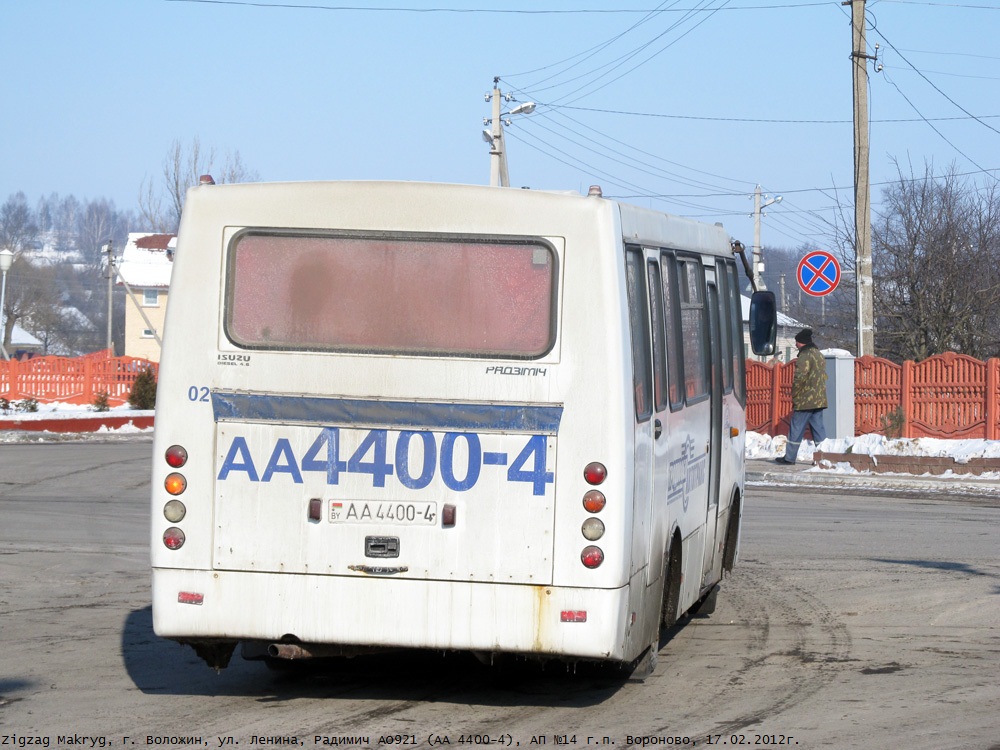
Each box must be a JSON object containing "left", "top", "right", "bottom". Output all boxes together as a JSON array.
[{"left": 783, "top": 408, "right": 826, "bottom": 463}]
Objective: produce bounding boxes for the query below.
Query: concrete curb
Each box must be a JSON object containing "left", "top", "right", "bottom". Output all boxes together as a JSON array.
[
  {"left": 813, "top": 450, "right": 1000, "bottom": 476},
  {"left": 0, "top": 414, "right": 154, "bottom": 432},
  {"left": 747, "top": 460, "right": 1000, "bottom": 497}
]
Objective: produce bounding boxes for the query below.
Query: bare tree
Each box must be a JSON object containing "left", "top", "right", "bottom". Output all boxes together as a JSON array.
[
  {"left": 871, "top": 161, "right": 1000, "bottom": 361},
  {"left": 138, "top": 137, "right": 260, "bottom": 232},
  {"left": 1, "top": 255, "right": 60, "bottom": 352},
  {"left": 137, "top": 175, "right": 171, "bottom": 233},
  {"left": 75, "top": 198, "right": 130, "bottom": 267},
  {"left": 0, "top": 192, "right": 39, "bottom": 253}
]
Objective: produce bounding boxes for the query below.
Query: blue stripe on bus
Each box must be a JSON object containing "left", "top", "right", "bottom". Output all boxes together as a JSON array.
[{"left": 211, "top": 393, "right": 563, "bottom": 433}]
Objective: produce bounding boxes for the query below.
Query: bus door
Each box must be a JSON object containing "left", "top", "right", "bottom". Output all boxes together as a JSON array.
[
  {"left": 701, "top": 276, "right": 724, "bottom": 583},
  {"left": 645, "top": 251, "right": 671, "bottom": 589},
  {"left": 624, "top": 248, "right": 655, "bottom": 584}
]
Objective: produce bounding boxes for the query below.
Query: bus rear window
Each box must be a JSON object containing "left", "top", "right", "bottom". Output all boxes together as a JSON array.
[{"left": 225, "top": 232, "right": 556, "bottom": 357}]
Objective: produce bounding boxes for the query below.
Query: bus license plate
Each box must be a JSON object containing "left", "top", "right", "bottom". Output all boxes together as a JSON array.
[{"left": 329, "top": 500, "right": 438, "bottom": 526}]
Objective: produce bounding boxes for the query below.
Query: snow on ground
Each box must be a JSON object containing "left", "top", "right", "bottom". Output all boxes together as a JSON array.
[
  {"left": 0, "top": 401, "right": 154, "bottom": 443},
  {"left": 746, "top": 430, "right": 1000, "bottom": 462},
  {"left": 746, "top": 430, "right": 1000, "bottom": 480}
]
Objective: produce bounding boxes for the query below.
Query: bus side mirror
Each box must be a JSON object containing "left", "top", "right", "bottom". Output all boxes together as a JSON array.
[{"left": 749, "top": 291, "right": 777, "bottom": 356}]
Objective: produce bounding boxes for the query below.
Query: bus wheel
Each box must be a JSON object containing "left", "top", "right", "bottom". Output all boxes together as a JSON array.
[{"left": 661, "top": 540, "right": 682, "bottom": 628}]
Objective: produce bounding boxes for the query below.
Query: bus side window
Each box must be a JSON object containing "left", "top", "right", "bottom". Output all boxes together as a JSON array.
[
  {"left": 716, "top": 260, "right": 735, "bottom": 395},
  {"left": 678, "top": 257, "right": 710, "bottom": 403},
  {"left": 625, "top": 248, "right": 653, "bottom": 422},
  {"left": 726, "top": 261, "right": 746, "bottom": 404},
  {"left": 647, "top": 259, "right": 668, "bottom": 413},
  {"left": 660, "top": 252, "right": 684, "bottom": 412}
]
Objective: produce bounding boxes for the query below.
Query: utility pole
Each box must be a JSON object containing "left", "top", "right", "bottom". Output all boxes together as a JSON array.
[
  {"left": 751, "top": 185, "right": 781, "bottom": 290},
  {"left": 487, "top": 79, "right": 509, "bottom": 188},
  {"left": 105, "top": 241, "right": 115, "bottom": 354},
  {"left": 848, "top": 0, "right": 875, "bottom": 357},
  {"left": 484, "top": 78, "right": 535, "bottom": 187}
]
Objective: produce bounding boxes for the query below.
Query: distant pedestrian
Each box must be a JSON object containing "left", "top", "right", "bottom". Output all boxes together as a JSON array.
[{"left": 776, "top": 328, "right": 827, "bottom": 465}]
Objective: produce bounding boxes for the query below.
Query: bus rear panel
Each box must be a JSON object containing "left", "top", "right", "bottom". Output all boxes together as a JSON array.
[{"left": 151, "top": 181, "right": 748, "bottom": 672}]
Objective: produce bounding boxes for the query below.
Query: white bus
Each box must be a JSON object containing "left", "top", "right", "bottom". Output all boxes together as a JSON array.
[{"left": 150, "top": 180, "right": 776, "bottom": 675}]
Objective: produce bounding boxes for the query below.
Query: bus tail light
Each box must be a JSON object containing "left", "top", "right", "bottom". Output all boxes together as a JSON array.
[
  {"left": 581, "top": 546, "right": 604, "bottom": 568},
  {"left": 163, "top": 499, "right": 186, "bottom": 522},
  {"left": 583, "top": 462, "right": 607, "bottom": 485},
  {"left": 583, "top": 490, "right": 606, "bottom": 513},
  {"left": 177, "top": 591, "right": 204, "bottom": 605},
  {"left": 560, "top": 610, "right": 587, "bottom": 623},
  {"left": 163, "top": 527, "right": 186, "bottom": 550},
  {"left": 165, "top": 445, "right": 188, "bottom": 468},
  {"left": 581, "top": 518, "right": 605, "bottom": 541},
  {"left": 165, "top": 473, "right": 187, "bottom": 496}
]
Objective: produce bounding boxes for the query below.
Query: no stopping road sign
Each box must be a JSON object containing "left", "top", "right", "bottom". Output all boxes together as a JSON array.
[{"left": 797, "top": 250, "right": 841, "bottom": 297}]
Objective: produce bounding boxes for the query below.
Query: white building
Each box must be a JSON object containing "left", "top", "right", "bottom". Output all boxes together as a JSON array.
[{"left": 116, "top": 233, "right": 176, "bottom": 362}]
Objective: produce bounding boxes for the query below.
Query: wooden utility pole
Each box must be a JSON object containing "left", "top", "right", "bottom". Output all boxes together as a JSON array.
[{"left": 849, "top": 0, "right": 874, "bottom": 357}]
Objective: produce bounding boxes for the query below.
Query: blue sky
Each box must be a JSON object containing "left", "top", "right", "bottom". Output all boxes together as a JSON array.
[{"left": 1, "top": 0, "right": 997, "bottom": 251}]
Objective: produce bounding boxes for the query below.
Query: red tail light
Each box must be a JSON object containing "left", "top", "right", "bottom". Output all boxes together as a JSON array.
[
  {"left": 165, "top": 445, "right": 188, "bottom": 468},
  {"left": 581, "top": 545, "right": 604, "bottom": 568},
  {"left": 163, "top": 527, "right": 186, "bottom": 550},
  {"left": 583, "top": 462, "right": 607, "bottom": 485}
]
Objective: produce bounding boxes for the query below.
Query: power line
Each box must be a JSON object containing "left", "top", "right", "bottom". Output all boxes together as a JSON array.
[
  {"left": 871, "top": 26, "right": 1000, "bottom": 139},
  {"left": 549, "top": 103, "right": 1000, "bottom": 124},
  {"left": 165, "top": 0, "right": 835, "bottom": 12}
]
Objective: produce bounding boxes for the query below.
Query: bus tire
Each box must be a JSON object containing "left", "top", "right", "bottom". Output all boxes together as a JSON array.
[{"left": 661, "top": 539, "right": 682, "bottom": 628}]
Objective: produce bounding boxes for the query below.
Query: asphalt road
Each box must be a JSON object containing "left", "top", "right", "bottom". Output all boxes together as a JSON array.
[{"left": 1, "top": 440, "right": 998, "bottom": 750}]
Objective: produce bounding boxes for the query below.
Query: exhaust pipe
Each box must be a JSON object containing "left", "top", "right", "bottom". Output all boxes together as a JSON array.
[{"left": 267, "top": 643, "right": 313, "bottom": 660}]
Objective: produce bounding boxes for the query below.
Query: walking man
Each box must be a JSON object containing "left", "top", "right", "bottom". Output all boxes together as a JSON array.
[{"left": 776, "top": 328, "right": 828, "bottom": 465}]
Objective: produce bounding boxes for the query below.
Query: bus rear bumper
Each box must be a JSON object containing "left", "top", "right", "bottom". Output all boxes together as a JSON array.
[{"left": 152, "top": 567, "right": 633, "bottom": 662}]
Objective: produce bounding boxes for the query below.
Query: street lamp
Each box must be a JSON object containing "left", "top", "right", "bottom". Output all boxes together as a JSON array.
[
  {"left": 484, "top": 79, "right": 536, "bottom": 187},
  {"left": 0, "top": 248, "right": 14, "bottom": 361}
]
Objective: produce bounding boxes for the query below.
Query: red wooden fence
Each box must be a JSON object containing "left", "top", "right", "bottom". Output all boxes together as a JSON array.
[
  {"left": 4, "top": 350, "right": 999, "bottom": 437},
  {"left": 747, "top": 353, "right": 1000, "bottom": 439},
  {"left": 0, "top": 350, "right": 158, "bottom": 407}
]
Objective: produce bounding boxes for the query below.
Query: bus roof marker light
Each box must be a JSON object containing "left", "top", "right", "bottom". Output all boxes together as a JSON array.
[
  {"left": 581, "top": 546, "right": 604, "bottom": 569},
  {"left": 583, "top": 462, "right": 607, "bottom": 485}
]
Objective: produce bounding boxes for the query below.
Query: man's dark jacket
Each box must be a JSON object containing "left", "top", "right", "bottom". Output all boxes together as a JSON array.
[{"left": 791, "top": 343, "right": 827, "bottom": 410}]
